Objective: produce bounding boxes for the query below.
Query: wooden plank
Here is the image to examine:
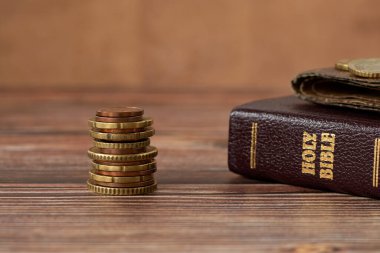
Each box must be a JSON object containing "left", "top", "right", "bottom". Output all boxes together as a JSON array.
[{"left": 0, "top": 185, "right": 379, "bottom": 253}]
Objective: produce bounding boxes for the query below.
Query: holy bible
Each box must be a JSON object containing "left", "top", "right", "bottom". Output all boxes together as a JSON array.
[{"left": 228, "top": 96, "right": 380, "bottom": 198}]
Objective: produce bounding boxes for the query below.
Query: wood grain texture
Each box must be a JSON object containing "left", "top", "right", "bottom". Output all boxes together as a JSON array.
[
  {"left": 1, "top": 89, "right": 380, "bottom": 252},
  {"left": 1, "top": 0, "right": 380, "bottom": 93}
]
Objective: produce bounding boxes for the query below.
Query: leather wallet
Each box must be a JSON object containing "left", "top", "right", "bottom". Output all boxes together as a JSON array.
[{"left": 292, "top": 67, "right": 380, "bottom": 112}]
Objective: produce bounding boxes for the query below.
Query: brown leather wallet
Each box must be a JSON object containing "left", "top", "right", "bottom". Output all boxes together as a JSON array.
[{"left": 292, "top": 67, "right": 380, "bottom": 112}]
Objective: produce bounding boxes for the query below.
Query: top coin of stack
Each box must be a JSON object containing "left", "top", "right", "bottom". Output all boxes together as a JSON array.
[{"left": 87, "top": 106, "right": 158, "bottom": 195}]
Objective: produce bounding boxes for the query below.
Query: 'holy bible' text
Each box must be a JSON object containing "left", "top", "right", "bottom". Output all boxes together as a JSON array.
[{"left": 301, "top": 131, "right": 336, "bottom": 180}]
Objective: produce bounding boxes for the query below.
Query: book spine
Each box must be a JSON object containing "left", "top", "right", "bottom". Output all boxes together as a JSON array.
[{"left": 228, "top": 109, "right": 380, "bottom": 198}]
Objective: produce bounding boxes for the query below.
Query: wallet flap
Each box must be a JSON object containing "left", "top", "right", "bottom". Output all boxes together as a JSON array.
[{"left": 292, "top": 67, "right": 380, "bottom": 112}]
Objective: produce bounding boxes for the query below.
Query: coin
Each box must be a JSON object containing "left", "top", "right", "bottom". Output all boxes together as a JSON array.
[
  {"left": 88, "top": 118, "right": 153, "bottom": 129},
  {"left": 92, "top": 161, "right": 156, "bottom": 172},
  {"left": 93, "top": 139, "right": 150, "bottom": 149},
  {"left": 92, "top": 127, "right": 147, "bottom": 134},
  {"left": 89, "top": 171, "right": 154, "bottom": 183},
  {"left": 92, "top": 160, "right": 156, "bottom": 172},
  {"left": 348, "top": 58, "right": 380, "bottom": 78},
  {"left": 96, "top": 107, "right": 144, "bottom": 118},
  {"left": 92, "top": 167, "right": 157, "bottom": 176},
  {"left": 87, "top": 180, "right": 157, "bottom": 195},
  {"left": 94, "top": 159, "right": 154, "bottom": 166},
  {"left": 97, "top": 147, "right": 146, "bottom": 155},
  {"left": 335, "top": 59, "right": 350, "bottom": 71},
  {"left": 89, "top": 128, "right": 155, "bottom": 141},
  {"left": 87, "top": 146, "right": 158, "bottom": 162},
  {"left": 88, "top": 178, "right": 155, "bottom": 188},
  {"left": 95, "top": 115, "right": 143, "bottom": 123}
]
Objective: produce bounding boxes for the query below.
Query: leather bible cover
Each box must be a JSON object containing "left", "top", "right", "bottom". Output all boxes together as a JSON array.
[
  {"left": 228, "top": 96, "right": 380, "bottom": 198},
  {"left": 292, "top": 67, "right": 380, "bottom": 112}
]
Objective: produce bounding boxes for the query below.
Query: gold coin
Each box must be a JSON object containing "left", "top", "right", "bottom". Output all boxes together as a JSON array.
[
  {"left": 92, "top": 128, "right": 147, "bottom": 134},
  {"left": 335, "top": 59, "right": 350, "bottom": 71},
  {"left": 88, "top": 179, "right": 155, "bottom": 188},
  {"left": 97, "top": 147, "right": 146, "bottom": 155},
  {"left": 89, "top": 127, "right": 155, "bottom": 141},
  {"left": 91, "top": 160, "right": 156, "bottom": 172},
  {"left": 92, "top": 167, "right": 157, "bottom": 176},
  {"left": 87, "top": 180, "right": 157, "bottom": 196},
  {"left": 87, "top": 146, "right": 158, "bottom": 162},
  {"left": 89, "top": 171, "right": 154, "bottom": 183},
  {"left": 93, "top": 139, "right": 150, "bottom": 149},
  {"left": 88, "top": 118, "right": 153, "bottom": 129},
  {"left": 96, "top": 107, "right": 144, "bottom": 117},
  {"left": 348, "top": 58, "right": 380, "bottom": 78},
  {"left": 95, "top": 159, "right": 154, "bottom": 166},
  {"left": 95, "top": 115, "right": 143, "bottom": 123}
]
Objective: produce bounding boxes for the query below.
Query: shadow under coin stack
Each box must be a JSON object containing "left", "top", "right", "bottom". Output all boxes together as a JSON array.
[{"left": 87, "top": 107, "right": 158, "bottom": 195}]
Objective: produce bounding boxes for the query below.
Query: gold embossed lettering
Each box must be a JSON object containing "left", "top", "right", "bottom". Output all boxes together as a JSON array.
[
  {"left": 302, "top": 161, "right": 316, "bottom": 175},
  {"left": 321, "top": 133, "right": 335, "bottom": 152},
  {"left": 319, "top": 132, "right": 335, "bottom": 180},
  {"left": 302, "top": 150, "right": 316, "bottom": 162},
  {"left": 320, "top": 151, "right": 334, "bottom": 164},
  {"left": 303, "top": 132, "right": 317, "bottom": 149},
  {"left": 301, "top": 132, "right": 317, "bottom": 175},
  {"left": 300, "top": 131, "right": 336, "bottom": 180},
  {"left": 320, "top": 168, "right": 333, "bottom": 180},
  {"left": 320, "top": 162, "right": 333, "bottom": 169}
]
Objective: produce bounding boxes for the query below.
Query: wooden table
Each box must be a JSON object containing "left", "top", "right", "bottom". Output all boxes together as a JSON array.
[{"left": 1, "top": 89, "right": 380, "bottom": 253}]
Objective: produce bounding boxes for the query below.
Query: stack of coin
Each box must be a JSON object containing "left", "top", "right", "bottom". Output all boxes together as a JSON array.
[{"left": 87, "top": 107, "right": 158, "bottom": 195}]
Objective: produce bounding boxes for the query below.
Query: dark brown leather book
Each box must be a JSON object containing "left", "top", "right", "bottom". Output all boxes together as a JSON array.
[{"left": 228, "top": 96, "right": 380, "bottom": 198}]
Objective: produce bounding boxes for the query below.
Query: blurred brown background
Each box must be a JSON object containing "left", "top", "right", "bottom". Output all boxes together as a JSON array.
[{"left": 1, "top": 0, "right": 379, "bottom": 95}]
